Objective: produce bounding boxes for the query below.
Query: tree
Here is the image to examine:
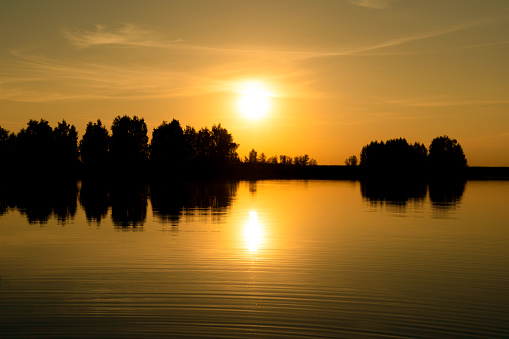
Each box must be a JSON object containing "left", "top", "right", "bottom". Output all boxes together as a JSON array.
[
  {"left": 210, "top": 124, "right": 238, "bottom": 164},
  {"left": 180, "top": 123, "right": 238, "bottom": 166},
  {"left": 294, "top": 154, "right": 310, "bottom": 166},
  {"left": 0, "top": 126, "right": 15, "bottom": 173},
  {"left": 345, "top": 155, "right": 358, "bottom": 166},
  {"left": 360, "top": 138, "right": 428, "bottom": 177},
  {"left": 259, "top": 152, "right": 266, "bottom": 164},
  {"left": 248, "top": 149, "right": 258, "bottom": 163},
  {"left": 267, "top": 155, "right": 278, "bottom": 164},
  {"left": 53, "top": 119, "right": 79, "bottom": 169},
  {"left": 79, "top": 119, "right": 110, "bottom": 167},
  {"left": 183, "top": 125, "right": 198, "bottom": 162},
  {"left": 15, "top": 119, "right": 54, "bottom": 169},
  {"left": 150, "top": 119, "right": 185, "bottom": 167},
  {"left": 428, "top": 135, "right": 467, "bottom": 175},
  {"left": 279, "top": 155, "right": 292, "bottom": 165},
  {"left": 110, "top": 115, "right": 149, "bottom": 166}
]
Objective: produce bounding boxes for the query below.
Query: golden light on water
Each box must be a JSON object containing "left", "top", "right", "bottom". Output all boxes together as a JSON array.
[
  {"left": 244, "top": 211, "right": 263, "bottom": 252},
  {"left": 237, "top": 81, "right": 272, "bottom": 120}
]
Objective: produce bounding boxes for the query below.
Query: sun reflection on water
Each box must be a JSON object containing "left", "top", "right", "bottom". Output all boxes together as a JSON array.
[{"left": 244, "top": 211, "right": 263, "bottom": 252}]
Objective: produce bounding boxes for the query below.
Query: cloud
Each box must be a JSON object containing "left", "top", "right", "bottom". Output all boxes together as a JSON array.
[
  {"left": 62, "top": 23, "right": 183, "bottom": 49},
  {"left": 382, "top": 98, "right": 509, "bottom": 107},
  {"left": 0, "top": 48, "right": 317, "bottom": 102},
  {"left": 349, "top": 0, "right": 392, "bottom": 9},
  {"left": 0, "top": 18, "right": 499, "bottom": 103},
  {"left": 60, "top": 20, "right": 488, "bottom": 60},
  {"left": 461, "top": 40, "right": 509, "bottom": 49}
]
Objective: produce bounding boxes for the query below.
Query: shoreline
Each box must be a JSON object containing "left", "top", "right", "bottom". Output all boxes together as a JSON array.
[{"left": 1, "top": 165, "right": 508, "bottom": 183}]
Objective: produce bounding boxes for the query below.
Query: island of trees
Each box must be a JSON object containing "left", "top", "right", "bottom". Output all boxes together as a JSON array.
[{"left": 0, "top": 115, "right": 506, "bottom": 181}]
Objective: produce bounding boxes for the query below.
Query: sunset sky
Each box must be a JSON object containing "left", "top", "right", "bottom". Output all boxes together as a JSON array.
[{"left": 1, "top": 0, "right": 508, "bottom": 166}]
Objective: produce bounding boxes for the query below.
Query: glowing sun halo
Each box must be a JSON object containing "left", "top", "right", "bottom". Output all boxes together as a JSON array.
[{"left": 237, "top": 82, "right": 271, "bottom": 120}]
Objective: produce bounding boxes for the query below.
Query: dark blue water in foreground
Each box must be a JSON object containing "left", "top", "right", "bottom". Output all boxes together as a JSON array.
[{"left": 1, "top": 180, "right": 508, "bottom": 338}]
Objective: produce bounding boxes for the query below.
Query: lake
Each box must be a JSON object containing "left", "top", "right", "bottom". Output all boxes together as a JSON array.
[{"left": 0, "top": 179, "right": 508, "bottom": 338}]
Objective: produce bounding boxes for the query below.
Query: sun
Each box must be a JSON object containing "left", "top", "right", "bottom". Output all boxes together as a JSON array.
[{"left": 237, "top": 81, "right": 272, "bottom": 120}]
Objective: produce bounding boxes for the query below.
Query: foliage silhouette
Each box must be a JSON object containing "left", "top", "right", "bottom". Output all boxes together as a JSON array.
[
  {"left": 360, "top": 138, "right": 427, "bottom": 178},
  {"left": 345, "top": 155, "right": 358, "bottom": 166},
  {"left": 150, "top": 119, "right": 186, "bottom": 170},
  {"left": 247, "top": 149, "right": 258, "bottom": 163},
  {"left": 14, "top": 119, "right": 55, "bottom": 173},
  {"left": 110, "top": 115, "right": 149, "bottom": 171},
  {"left": 0, "top": 126, "right": 15, "bottom": 175},
  {"left": 53, "top": 120, "right": 79, "bottom": 171},
  {"left": 428, "top": 135, "right": 467, "bottom": 177},
  {"left": 5, "top": 119, "right": 80, "bottom": 177},
  {"left": 79, "top": 119, "right": 110, "bottom": 170},
  {"left": 2, "top": 116, "right": 486, "bottom": 181}
]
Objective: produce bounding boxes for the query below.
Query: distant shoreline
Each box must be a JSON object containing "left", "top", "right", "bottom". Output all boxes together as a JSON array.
[
  {"left": 2, "top": 164, "right": 508, "bottom": 183},
  {"left": 220, "top": 164, "right": 509, "bottom": 181}
]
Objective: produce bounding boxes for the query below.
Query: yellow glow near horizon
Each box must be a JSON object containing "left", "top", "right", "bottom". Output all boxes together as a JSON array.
[
  {"left": 244, "top": 211, "right": 263, "bottom": 252},
  {"left": 237, "top": 81, "right": 272, "bottom": 120}
]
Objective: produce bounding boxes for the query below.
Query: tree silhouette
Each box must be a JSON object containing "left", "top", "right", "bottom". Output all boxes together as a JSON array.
[
  {"left": 248, "top": 149, "right": 258, "bottom": 163},
  {"left": 0, "top": 126, "right": 14, "bottom": 174},
  {"left": 428, "top": 135, "right": 467, "bottom": 176},
  {"left": 267, "top": 155, "right": 278, "bottom": 164},
  {"left": 79, "top": 119, "right": 110, "bottom": 168},
  {"left": 279, "top": 155, "right": 292, "bottom": 165},
  {"left": 294, "top": 154, "right": 310, "bottom": 166},
  {"left": 360, "top": 138, "right": 427, "bottom": 177},
  {"left": 53, "top": 119, "right": 79, "bottom": 171},
  {"left": 14, "top": 119, "right": 55, "bottom": 173},
  {"left": 183, "top": 124, "right": 238, "bottom": 166},
  {"left": 110, "top": 115, "right": 149, "bottom": 169},
  {"left": 345, "top": 155, "right": 358, "bottom": 166},
  {"left": 209, "top": 124, "right": 239, "bottom": 164},
  {"left": 150, "top": 119, "right": 186, "bottom": 168}
]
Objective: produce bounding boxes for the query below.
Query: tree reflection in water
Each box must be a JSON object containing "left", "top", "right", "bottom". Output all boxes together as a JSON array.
[
  {"left": 361, "top": 179, "right": 466, "bottom": 215},
  {"left": 429, "top": 180, "right": 466, "bottom": 216},
  {"left": 361, "top": 180, "right": 427, "bottom": 209},
  {"left": 0, "top": 179, "right": 464, "bottom": 223},
  {"left": 0, "top": 179, "right": 238, "bottom": 227},
  {"left": 79, "top": 180, "right": 110, "bottom": 225},
  {"left": 150, "top": 181, "right": 238, "bottom": 226},
  {"left": 0, "top": 180, "right": 78, "bottom": 225}
]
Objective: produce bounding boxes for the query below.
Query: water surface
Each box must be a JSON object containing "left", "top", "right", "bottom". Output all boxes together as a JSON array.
[{"left": 1, "top": 180, "right": 508, "bottom": 338}]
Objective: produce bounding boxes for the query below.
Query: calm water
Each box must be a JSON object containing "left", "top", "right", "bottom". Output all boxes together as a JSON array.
[{"left": 0, "top": 180, "right": 508, "bottom": 338}]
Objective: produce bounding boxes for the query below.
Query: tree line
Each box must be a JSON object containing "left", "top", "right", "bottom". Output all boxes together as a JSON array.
[
  {"left": 242, "top": 148, "right": 317, "bottom": 166},
  {"left": 346, "top": 136, "right": 468, "bottom": 178},
  {"left": 0, "top": 116, "right": 316, "bottom": 178},
  {"left": 0, "top": 116, "right": 469, "bottom": 180}
]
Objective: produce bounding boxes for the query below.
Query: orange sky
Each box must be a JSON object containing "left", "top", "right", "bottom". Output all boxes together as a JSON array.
[{"left": 1, "top": 1, "right": 508, "bottom": 165}]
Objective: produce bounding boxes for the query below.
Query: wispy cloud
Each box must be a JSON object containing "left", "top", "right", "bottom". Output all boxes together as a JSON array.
[
  {"left": 383, "top": 98, "right": 509, "bottom": 107},
  {"left": 0, "top": 18, "right": 501, "bottom": 103},
  {"left": 62, "top": 23, "right": 183, "bottom": 49},
  {"left": 60, "top": 19, "right": 491, "bottom": 59},
  {"left": 461, "top": 40, "right": 509, "bottom": 49},
  {"left": 0, "top": 48, "right": 316, "bottom": 102},
  {"left": 349, "top": 0, "right": 392, "bottom": 9}
]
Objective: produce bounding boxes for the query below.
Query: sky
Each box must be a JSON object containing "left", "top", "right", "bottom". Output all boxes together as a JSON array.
[{"left": 1, "top": 0, "right": 508, "bottom": 166}]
